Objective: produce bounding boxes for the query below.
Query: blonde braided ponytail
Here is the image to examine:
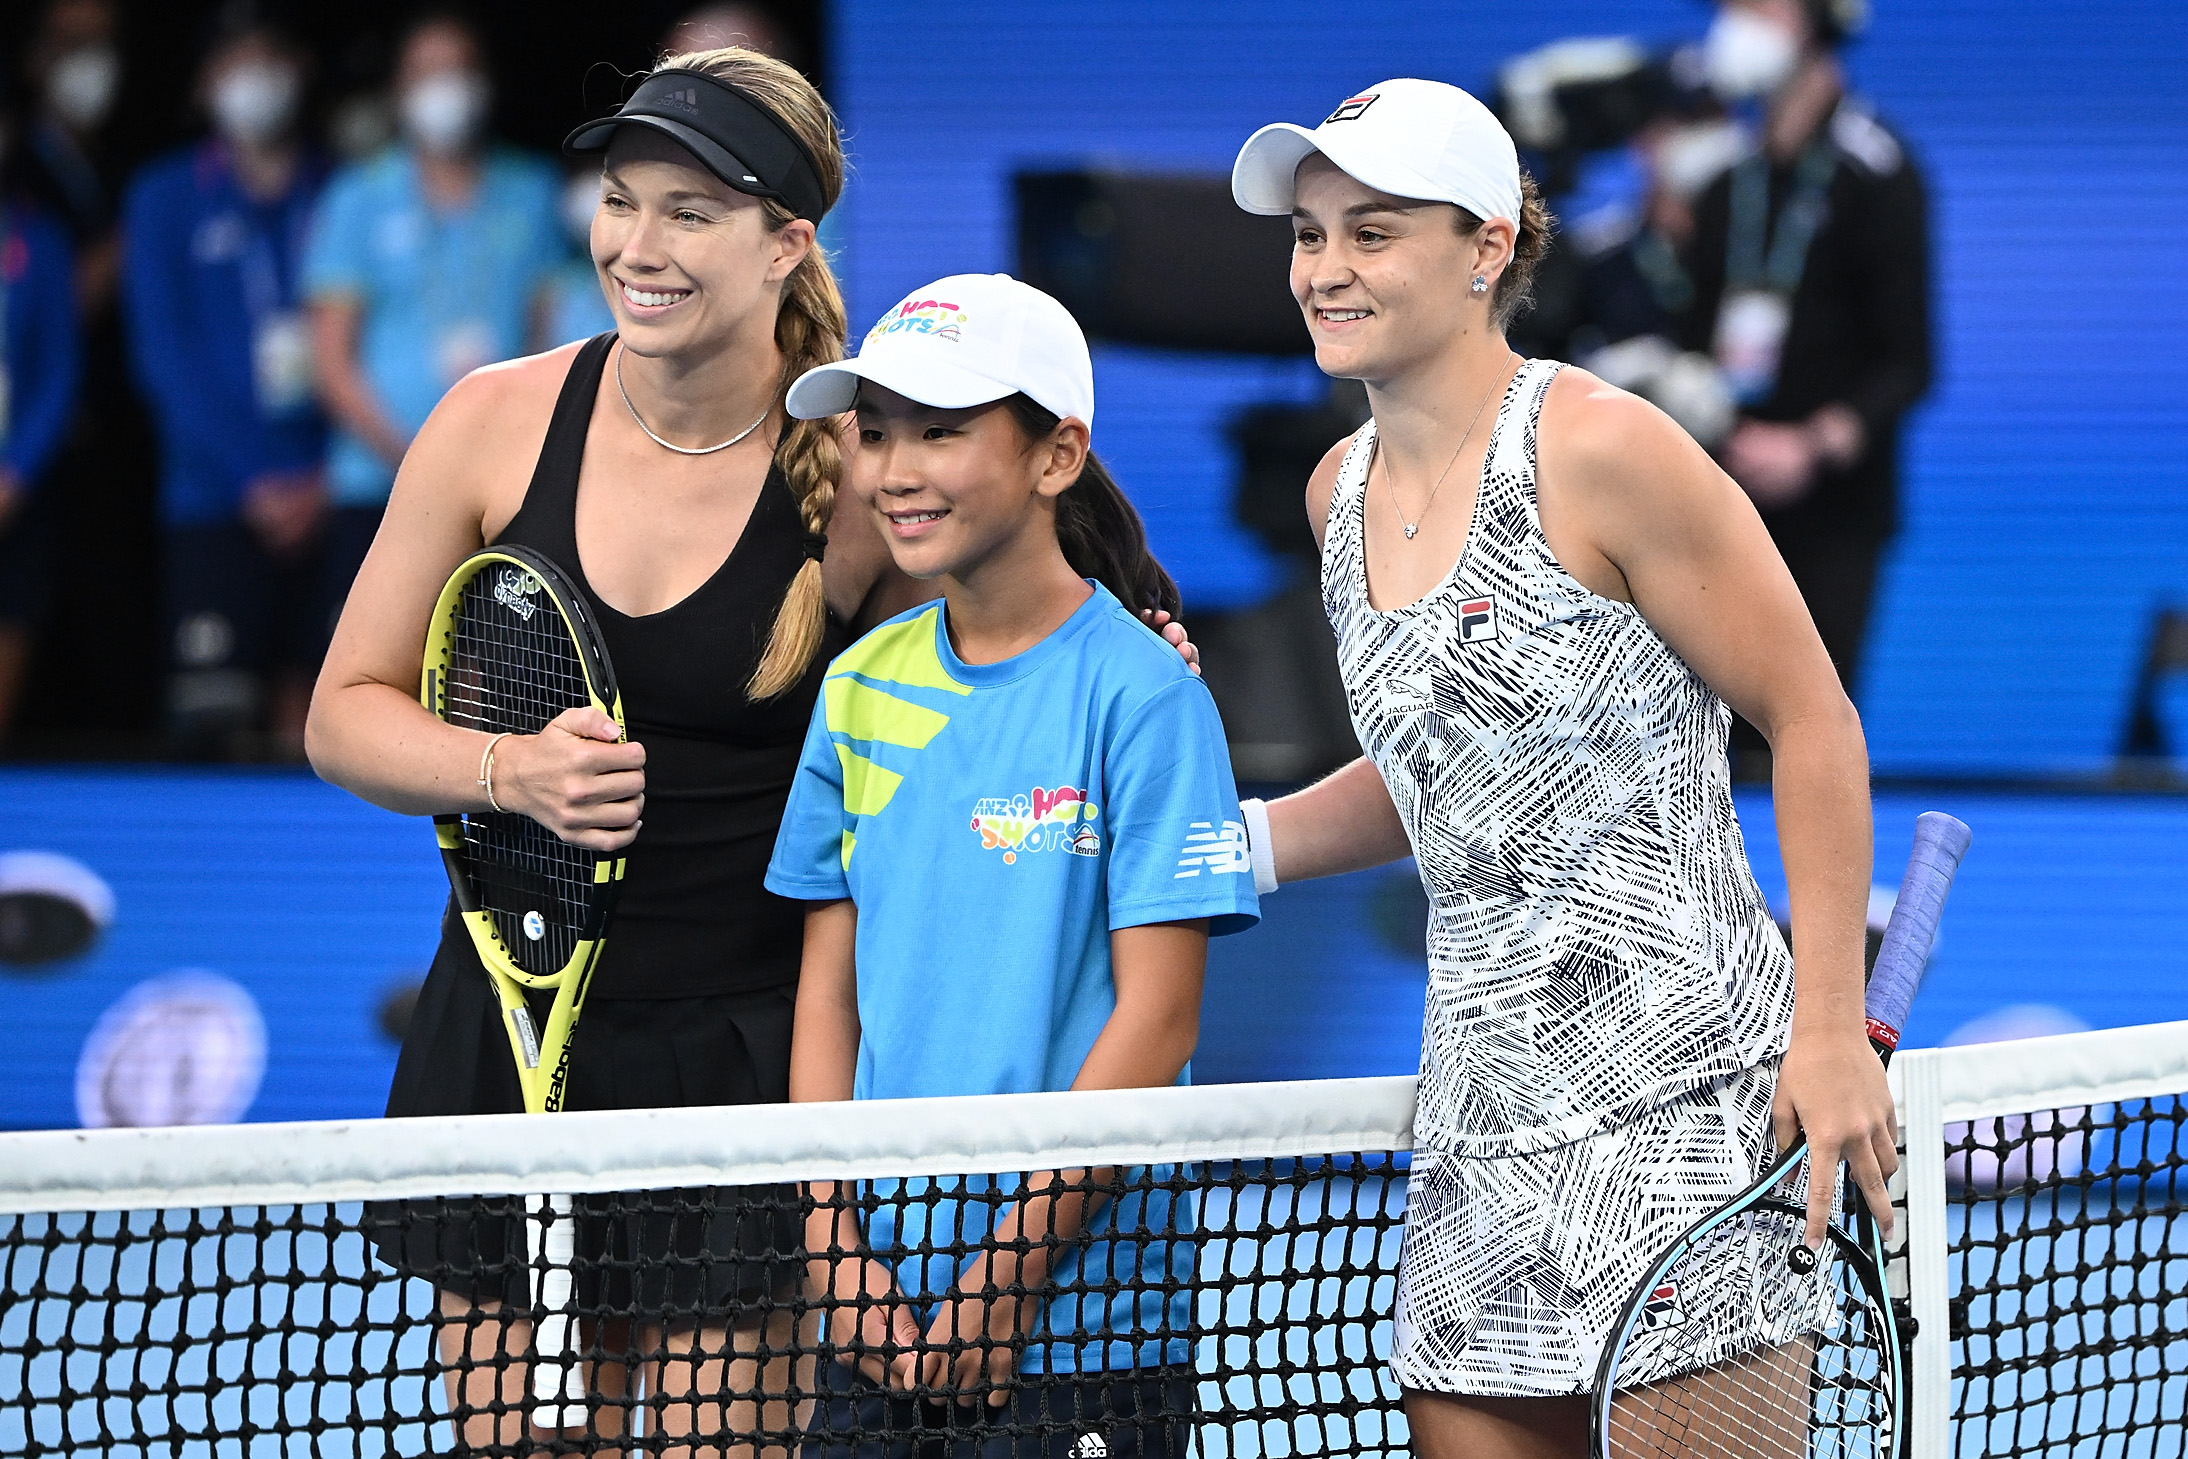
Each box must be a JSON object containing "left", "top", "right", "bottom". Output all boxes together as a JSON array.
[{"left": 658, "top": 46, "right": 847, "bottom": 700}]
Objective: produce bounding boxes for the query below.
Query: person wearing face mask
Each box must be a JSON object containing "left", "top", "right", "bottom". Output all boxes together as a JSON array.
[
  {"left": 121, "top": 17, "right": 328, "bottom": 757},
  {"left": 12, "top": 0, "right": 124, "bottom": 318},
  {"left": 0, "top": 98, "right": 85, "bottom": 751},
  {"left": 302, "top": 10, "right": 562, "bottom": 626},
  {"left": 1681, "top": 0, "right": 1931, "bottom": 718},
  {"left": 542, "top": 167, "right": 618, "bottom": 347}
]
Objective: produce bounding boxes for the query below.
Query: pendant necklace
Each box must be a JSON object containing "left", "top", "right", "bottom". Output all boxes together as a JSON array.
[
  {"left": 617, "top": 346, "right": 771, "bottom": 456},
  {"left": 1383, "top": 354, "right": 1518, "bottom": 540}
]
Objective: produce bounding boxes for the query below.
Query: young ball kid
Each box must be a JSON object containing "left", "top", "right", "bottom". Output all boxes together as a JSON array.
[{"left": 766, "top": 273, "right": 1259, "bottom": 1459}]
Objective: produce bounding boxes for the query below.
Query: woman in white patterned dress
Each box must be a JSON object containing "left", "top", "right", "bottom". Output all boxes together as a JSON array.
[{"left": 1226, "top": 80, "right": 1897, "bottom": 1458}]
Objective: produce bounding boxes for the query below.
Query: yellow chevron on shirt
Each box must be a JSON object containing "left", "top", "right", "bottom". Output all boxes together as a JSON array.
[
  {"left": 827, "top": 608, "right": 971, "bottom": 697},
  {"left": 824, "top": 606, "right": 968, "bottom": 871},
  {"left": 824, "top": 677, "right": 949, "bottom": 749},
  {"left": 835, "top": 743, "right": 903, "bottom": 817}
]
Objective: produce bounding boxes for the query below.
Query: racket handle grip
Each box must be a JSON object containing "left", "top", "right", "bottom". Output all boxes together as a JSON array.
[
  {"left": 529, "top": 1192, "right": 587, "bottom": 1428},
  {"left": 1863, "top": 812, "right": 1973, "bottom": 1053}
]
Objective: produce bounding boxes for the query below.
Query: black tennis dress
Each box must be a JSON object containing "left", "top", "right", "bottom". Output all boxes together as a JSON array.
[{"left": 379, "top": 333, "right": 849, "bottom": 1309}]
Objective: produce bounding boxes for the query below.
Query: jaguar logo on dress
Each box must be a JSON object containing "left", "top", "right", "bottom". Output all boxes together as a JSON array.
[{"left": 1457, "top": 596, "right": 1498, "bottom": 645}]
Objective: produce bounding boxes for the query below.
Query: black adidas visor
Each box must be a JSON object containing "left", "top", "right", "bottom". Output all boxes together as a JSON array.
[{"left": 563, "top": 69, "right": 827, "bottom": 223}]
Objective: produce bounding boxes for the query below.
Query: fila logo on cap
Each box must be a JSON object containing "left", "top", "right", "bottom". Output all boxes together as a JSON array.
[
  {"left": 1457, "top": 597, "right": 1497, "bottom": 644},
  {"left": 1325, "top": 93, "right": 1380, "bottom": 123}
]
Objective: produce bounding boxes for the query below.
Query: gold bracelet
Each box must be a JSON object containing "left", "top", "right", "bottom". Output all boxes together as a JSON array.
[{"left": 478, "top": 732, "right": 512, "bottom": 813}]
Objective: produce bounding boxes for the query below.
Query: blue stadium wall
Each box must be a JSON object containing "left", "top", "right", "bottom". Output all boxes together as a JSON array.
[
  {"left": 4, "top": 770, "right": 2184, "bottom": 1129},
  {"left": 827, "top": 0, "right": 2188, "bottom": 776}
]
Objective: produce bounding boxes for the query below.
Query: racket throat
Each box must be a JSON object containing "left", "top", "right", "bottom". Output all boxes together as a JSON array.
[{"left": 510, "top": 1006, "right": 543, "bottom": 1069}]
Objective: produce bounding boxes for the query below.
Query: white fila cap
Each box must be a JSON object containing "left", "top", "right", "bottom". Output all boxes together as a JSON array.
[
  {"left": 1232, "top": 79, "right": 1523, "bottom": 228},
  {"left": 786, "top": 273, "right": 1096, "bottom": 429}
]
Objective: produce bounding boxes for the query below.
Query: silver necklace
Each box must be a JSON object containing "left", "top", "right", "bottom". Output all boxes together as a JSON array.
[
  {"left": 1382, "top": 355, "right": 1518, "bottom": 540},
  {"left": 616, "top": 346, "right": 771, "bottom": 457}
]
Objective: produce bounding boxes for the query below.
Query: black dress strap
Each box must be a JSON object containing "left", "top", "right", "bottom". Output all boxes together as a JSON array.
[{"left": 501, "top": 333, "right": 615, "bottom": 560}]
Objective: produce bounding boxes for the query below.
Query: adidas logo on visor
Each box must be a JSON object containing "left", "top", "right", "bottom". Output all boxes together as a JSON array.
[{"left": 663, "top": 87, "right": 699, "bottom": 112}]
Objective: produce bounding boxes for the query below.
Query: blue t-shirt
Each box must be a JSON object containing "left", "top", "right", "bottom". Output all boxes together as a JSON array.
[
  {"left": 301, "top": 146, "right": 561, "bottom": 506},
  {"left": 766, "top": 582, "right": 1257, "bottom": 1371},
  {"left": 123, "top": 142, "right": 327, "bottom": 527}
]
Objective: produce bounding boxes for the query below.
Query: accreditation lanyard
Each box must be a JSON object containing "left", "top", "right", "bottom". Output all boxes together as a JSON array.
[
  {"left": 230, "top": 158, "right": 320, "bottom": 418},
  {"left": 1715, "top": 139, "right": 1838, "bottom": 404}
]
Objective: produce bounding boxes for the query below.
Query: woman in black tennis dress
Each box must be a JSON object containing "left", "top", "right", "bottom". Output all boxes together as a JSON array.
[
  {"left": 309, "top": 47, "right": 1195, "bottom": 1451},
  {"left": 307, "top": 48, "right": 874, "bottom": 1451}
]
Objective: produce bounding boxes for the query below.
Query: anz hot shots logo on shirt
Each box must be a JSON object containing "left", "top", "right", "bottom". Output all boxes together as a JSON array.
[{"left": 970, "top": 785, "right": 1101, "bottom": 864}]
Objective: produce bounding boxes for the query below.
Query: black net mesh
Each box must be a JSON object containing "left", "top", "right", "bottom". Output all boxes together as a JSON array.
[
  {"left": 0, "top": 1150, "right": 1409, "bottom": 1457},
  {"left": 442, "top": 562, "right": 609, "bottom": 977},
  {"left": 1944, "top": 1092, "right": 2188, "bottom": 1459}
]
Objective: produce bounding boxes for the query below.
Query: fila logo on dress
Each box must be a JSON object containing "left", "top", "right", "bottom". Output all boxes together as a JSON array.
[
  {"left": 1456, "top": 596, "right": 1497, "bottom": 645},
  {"left": 1636, "top": 1280, "right": 1688, "bottom": 1332}
]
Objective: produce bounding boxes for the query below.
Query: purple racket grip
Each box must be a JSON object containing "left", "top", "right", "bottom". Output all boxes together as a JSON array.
[{"left": 1863, "top": 811, "right": 1972, "bottom": 1054}]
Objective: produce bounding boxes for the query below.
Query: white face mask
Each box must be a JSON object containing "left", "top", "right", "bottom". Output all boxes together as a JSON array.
[
  {"left": 1704, "top": 7, "right": 1801, "bottom": 101},
  {"left": 47, "top": 44, "right": 120, "bottom": 131},
  {"left": 211, "top": 61, "right": 300, "bottom": 147},
  {"left": 400, "top": 71, "right": 490, "bottom": 156}
]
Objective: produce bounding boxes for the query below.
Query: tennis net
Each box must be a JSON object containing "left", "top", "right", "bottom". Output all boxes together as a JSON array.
[
  {"left": 0, "top": 1078, "right": 1415, "bottom": 1458},
  {"left": 3, "top": 1022, "right": 2183, "bottom": 1459},
  {"left": 1891, "top": 1018, "right": 2188, "bottom": 1459}
]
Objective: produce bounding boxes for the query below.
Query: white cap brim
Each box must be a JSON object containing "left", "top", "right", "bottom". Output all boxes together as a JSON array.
[
  {"left": 786, "top": 348, "right": 1020, "bottom": 421},
  {"left": 1233, "top": 121, "right": 1477, "bottom": 218}
]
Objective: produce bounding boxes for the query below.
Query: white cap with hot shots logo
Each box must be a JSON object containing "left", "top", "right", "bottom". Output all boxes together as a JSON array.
[
  {"left": 1232, "top": 78, "right": 1522, "bottom": 227},
  {"left": 786, "top": 273, "right": 1095, "bottom": 429}
]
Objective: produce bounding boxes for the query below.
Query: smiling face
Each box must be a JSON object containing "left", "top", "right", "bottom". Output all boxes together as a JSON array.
[
  {"left": 1288, "top": 154, "right": 1512, "bottom": 384},
  {"left": 592, "top": 127, "right": 813, "bottom": 357},
  {"left": 849, "top": 384, "right": 1086, "bottom": 586}
]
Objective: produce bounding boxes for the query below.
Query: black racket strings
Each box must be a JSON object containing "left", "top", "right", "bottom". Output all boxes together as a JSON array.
[{"left": 447, "top": 569, "right": 607, "bottom": 979}]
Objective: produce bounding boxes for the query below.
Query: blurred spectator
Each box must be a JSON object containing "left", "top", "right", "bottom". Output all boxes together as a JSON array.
[
  {"left": 13, "top": 0, "right": 124, "bottom": 316},
  {"left": 542, "top": 167, "right": 613, "bottom": 347},
  {"left": 1681, "top": 0, "right": 1931, "bottom": 694},
  {"left": 661, "top": 5, "right": 799, "bottom": 67},
  {"left": 303, "top": 11, "right": 560, "bottom": 609},
  {"left": 0, "top": 116, "right": 84, "bottom": 750},
  {"left": 8, "top": 0, "right": 161, "bottom": 756},
  {"left": 123, "top": 16, "right": 328, "bottom": 756}
]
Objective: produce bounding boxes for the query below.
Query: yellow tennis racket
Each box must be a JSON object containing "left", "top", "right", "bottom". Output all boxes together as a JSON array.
[{"left": 421, "top": 544, "right": 625, "bottom": 1428}]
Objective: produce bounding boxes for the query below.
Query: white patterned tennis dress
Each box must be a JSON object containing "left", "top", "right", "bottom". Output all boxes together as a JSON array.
[{"left": 1323, "top": 358, "right": 1800, "bottom": 1396}]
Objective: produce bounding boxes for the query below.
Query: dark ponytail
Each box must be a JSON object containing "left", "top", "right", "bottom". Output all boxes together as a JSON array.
[{"left": 1003, "top": 395, "right": 1182, "bottom": 621}]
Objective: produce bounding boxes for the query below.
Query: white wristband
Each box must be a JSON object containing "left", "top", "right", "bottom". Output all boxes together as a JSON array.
[{"left": 1240, "top": 797, "right": 1278, "bottom": 896}]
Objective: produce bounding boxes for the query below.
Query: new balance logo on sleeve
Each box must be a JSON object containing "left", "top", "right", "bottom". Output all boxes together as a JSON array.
[{"left": 1175, "top": 821, "right": 1249, "bottom": 877}]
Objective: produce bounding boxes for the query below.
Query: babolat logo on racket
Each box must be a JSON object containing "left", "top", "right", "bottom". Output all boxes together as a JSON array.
[
  {"left": 1326, "top": 93, "right": 1379, "bottom": 123},
  {"left": 1637, "top": 1280, "right": 1688, "bottom": 1331},
  {"left": 494, "top": 567, "right": 542, "bottom": 621},
  {"left": 1457, "top": 596, "right": 1498, "bottom": 645}
]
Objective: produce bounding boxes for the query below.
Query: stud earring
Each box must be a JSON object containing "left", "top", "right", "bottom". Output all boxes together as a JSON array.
[{"left": 1470, "top": 275, "right": 1490, "bottom": 295}]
